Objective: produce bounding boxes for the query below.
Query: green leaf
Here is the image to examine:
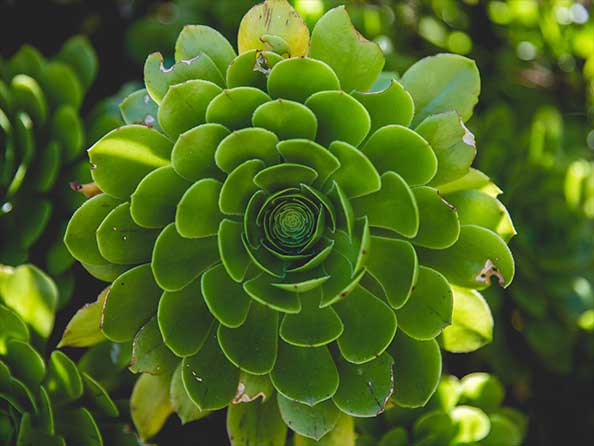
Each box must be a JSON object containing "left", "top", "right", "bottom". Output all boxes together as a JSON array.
[
  {"left": 11, "top": 74, "right": 47, "bottom": 125},
  {"left": 53, "top": 408, "right": 101, "bottom": 446},
  {"left": 218, "top": 302, "right": 279, "bottom": 375},
  {"left": 460, "top": 373, "right": 504, "bottom": 412},
  {"left": 254, "top": 163, "right": 318, "bottom": 192},
  {"left": 175, "top": 25, "right": 236, "bottom": 74},
  {"left": 351, "top": 172, "right": 418, "bottom": 237},
  {"left": 267, "top": 57, "right": 340, "bottom": 103},
  {"left": 253, "top": 99, "right": 318, "bottom": 140},
  {"left": 327, "top": 141, "right": 380, "bottom": 198},
  {"left": 351, "top": 80, "right": 414, "bottom": 133},
  {"left": 171, "top": 123, "right": 229, "bottom": 182},
  {"left": 80, "top": 262, "right": 130, "bottom": 283},
  {"left": 280, "top": 288, "right": 343, "bottom": 347},
  {"left": 244, "top": 273, "right": 302, "bottom": 313},
  {"left": 334, "top": 285, "right": 397, "bottom": 364},
  {"left": 237, "top": 0, "right": 310, "bottom": 57},
  {"left": 310, "top": 6, "right": 384, "bottom": 92},
  {"left": 215, "top": 127, "right": 279, "bottom": 173},
  {"left": 89, "top": 125, "right": 172, "bottom": 199},
  {"left": 277, "top": 395, "right": 339, "bottom": 441},
  {"left": 365, "top": 237, "right": 418, "bottom": 309},
  {"left": 43, "top": 351, "right": 84, "bottom": 405},
  {"left": 144, "top": 52, "right": 224, "bottom": 104},
  {"left": 333, "top": 353, "right": 394, "bottom": 417},
  {"left": 413, "top": 411, "right": 457, "bottom": 445},
  {"left": 219, "top": 159, "right": 265, "bottom": 215},
  {"left": 319, "top": 251, "right": 365, "bottom": 308},
  {"left": 176, "top": 179, "right": 223, "bottom": 238},
  {"left": 444, "top": 190, "right": 516, "bottom": 242},
  {"left": 130, "top": 166, "right": 190, "bottom": 229},
  {"left": 152, "top": 223, "right": 219, "bottom": 291},
  {"left": 362, "top": 125, "right": 437, "bottom": 186},
  {"left": 131, "top": 372, "right": 173, "bottom": 440},
  {"left": 183, "top": 330, "right": 239, "bottom": 410},
  {"left": 82, "top": 372, "right": 119, "bottom": 417},
  {"left": 0, "top": 264, "right": 57, "bottom": 339},
  {"left": 4, "top": 339, "right": 45, "bottom": 388},
  {"left": 206, "top": 87, "right": 270, "bottom": 130},
  {"left": 228, "top": 397, "right": 288, "bottom": 446},
  {"left": 56, "top": 35, "right": 98, "bottom": 90},
  {"left": 411, "top": 187, "right": 460, "bottom": 249},
  {"left": 416, "top": 111, "right": 476, "bottom": 186},
  {"left": 389, "top": 332, "right": 441, "bottom": 407},
  {"left": 201, "top": 264, "right": 252, "bottom": 328},
  {"left": 58, "top": 287, "right": 107, "bottom": 348},
  {"left": 451, "top": 406, "right": 490, "bottom": 443},
  {"left": 234, "top": 371, "right": 274, "bottom": 403},
  {"left": 436, "top": 168, "right": 493, "bottom": 196},
  {"left": 379, "top": 427, "right": 409, "bottom": 446},
  {"left": 158, "top": 80, "right": 222, "bottom": 139},
  {"left": 396, "top": 266, "right": 453, "bottom": 340},
  {"left": 101, "top": 264, "right": 161, "bottom": 342},
  {"left": 158, "top": 278, "right": 214, "bottom": 357},
  {"left": 418, "top": 225, "right": 514, "bottom": 290},
  {"left": 277, "top": 140, "right": 340, "bottom": 188},
  {"left": 305, "top": 91, "right": 370, "bottom": 147},
  {"left": 401, "top": 54, "right": 480, "bottom": 127},
  {"left": 170, "top": 363, "right": 208, "bottom": 425},
  {"left": 226, "top": 50, "right": 283, "bottom": 90},
  {"left": 441, "top": 287, "right": 493, "bottom": 353},
  {"left": 97, "top": 202, "right": 160, "bottom": 264},
  {"left": 294, "top": 413, "right": 355, "bottom": 446},
  {"left": 40, "top": 61, "right": 83, "bottom": 108},
  {"left": 119, "top": 88, "right": 160, "bottom": 129},
  {"left": 271, "top": 341, "right": 338, "bottom": 406},
  {"left": 219, "top": 219, "right": 252, "bottom": 281},
  {"left": 0, "top": 304, "right": 30, "bottom": 353},
  {"left": 130, "top": 317, "right": 177, "bottom": 374},
  {"left": 64, "top": 194, "right": 121, "bottom": 265},
  {"left": 482, "top": 414, "right": 523, "bottom": 446}
]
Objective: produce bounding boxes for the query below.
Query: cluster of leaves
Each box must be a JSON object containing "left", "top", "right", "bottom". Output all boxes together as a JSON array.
[
  {"left": 359, "top": 372, "right": 527, "bottom": 446},
  {"left": 0, "top": 36, "right": 98, "bottom": 306},
  {"left": 0, "top": 264, "right": 138, "bottom": 446},
  {"left": 60, "top": 0, "right": 516, "bottom": 444}
]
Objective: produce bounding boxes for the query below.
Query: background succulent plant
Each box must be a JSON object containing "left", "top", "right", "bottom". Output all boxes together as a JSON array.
[
  {"left": 0, "top": 264, "right": 138, "bottom": 446},
  {"left": 60, "top": 1, "right": 515, "bottom": 443},
  {"left": 0, "top": 37, "right": 98, "bottom": 306},
  {"left": 358, "top": 372, "right": 527, "bottom": 446}
]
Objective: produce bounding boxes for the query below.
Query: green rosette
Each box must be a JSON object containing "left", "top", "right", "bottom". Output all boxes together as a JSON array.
[
  {"left": 0, "top": 36, "right": 98, "bottom": 305},
  {"left": 0, "top": 264, "right": 138, "bottom": 446},
  {"left": 62, "top": 0, "right": 515, "bottom": 443}
]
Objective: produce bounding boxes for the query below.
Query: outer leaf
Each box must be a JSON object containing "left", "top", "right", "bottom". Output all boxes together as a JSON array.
[
  {"left": 333, "top": 285, "right": 397, "bottom": 364},
  {"left": 351, "top": 80, "right": 414, "bottom": 133},
  {"left": 310, "top": 6, "right": 384, "bottom": 92},
  {"left": 271, "top": 341, "right": 338, "bottom": 406},
  {"left": 119, "top": 88, "right": 160, "bottom": 129},
  {"left": 226, "top": 49, "right": 283, "bottom": 89},
  {"left": 152, "top": 223, "right": 219, "bottom": 291},
  {"left": 131, "top": 372, "right": 173, "bottom": 440},
  {"left": 130, "top": 317, "right": 177, "bottom": 374},
  {"left": 176, "top": 179, "right": 223, "bottom": 238},
  {"left": 202, "top": 264, "right": 252, "bottom": 328},
  {"left": 253, "top": 99, "right": 318, "bottom": 140},
  {"left": 418, "top": 225, "right": 514, "bottom": 290},
  {"left": 306, "top": 91, "right": 370, "bottom": 147},
  {"left": 170, "top": 363, "right": 208, "bottom": 425},
  {"left": 294, "top": 413, "right": 355, "bottom": 446},
  {"left": 277, "top": 395, "right": 339, "bottom": 441},
  {"left": 333, "top": 353, "right": 394, "bottom": 417},
  {"left": 218, "top": 302, "right": 279, "bottom": 375},
  {"left": 401, "top": 54, "right": 480, "bottom": 126},
  {"left": 227, "top": 397, "right": 288, "bottom": 446},
  {"left": 389, "top": 332, "right": 442, "bottom": 408},
  {"left": 101, "top": 264, "right": 161, "bottom": 342},
  {"left": 361, "top": 125, "right": 437, "bottom": 186},
  {"left": 206, "top": 87, "right": 270, "bottom": 130},
  {"left": 267, "top": 57, "right": 340, "bottom": 103},
  {"left": 88, "top": 125, "right": 172, "bottom": 199},
  {"left": 158, "top": 278, "right": 214, "bottom": 357},
  {"left": 58, "top": 287, "right": 108, "bottom": 347},
  {"left": 175, "top": 25, "right": 236, "bottom": 74},
  {"left": 441, "top": 287, "right": 493, "bottom": 353},
  {"left": 396, "top": 266, "right": 453, "bottom": 340},
  {"left": 183, "top": 330, "right": 240, "bottom": 410},
  {"left": 327, "top": 141, "right": 380, "bottom": 198},
  {"left": 411, "top": 187, "right": 460, "bottom": 249},
  {"left": 215, "top": 127, "right": 279, "bottom": 173}
]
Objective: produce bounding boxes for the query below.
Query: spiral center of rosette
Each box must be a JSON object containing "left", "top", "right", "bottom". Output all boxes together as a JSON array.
[{"left": 264, "top": 197, "right": 317, "bottom": 254}]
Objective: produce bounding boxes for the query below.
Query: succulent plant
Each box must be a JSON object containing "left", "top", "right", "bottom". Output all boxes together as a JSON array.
[
  {"left": 358, "top": 372, "right": 527, "bottom": 446},
  {"left": 62, "top": 0, "right": 515, "bottom": 442},
  {"left": 0, "top": 37, "right": 98, "bottom": 305},
  {"left": 0, "top": 264, "right": 138, "bottom": 446}
]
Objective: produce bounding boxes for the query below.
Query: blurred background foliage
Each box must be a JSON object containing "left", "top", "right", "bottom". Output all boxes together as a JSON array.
[{"left": 0, "top": 0, "right": 592, "bottom": 445}]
